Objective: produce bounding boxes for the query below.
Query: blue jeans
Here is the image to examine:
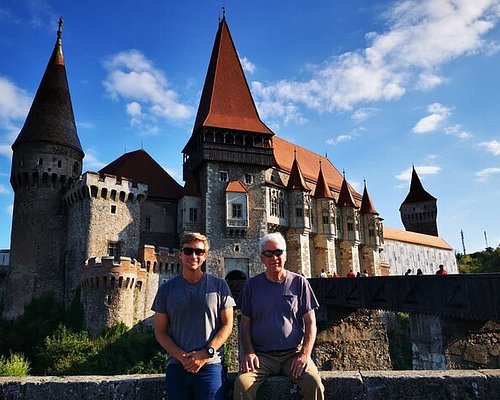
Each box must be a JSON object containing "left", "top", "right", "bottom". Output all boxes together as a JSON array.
[{"left": 165, "top": 362, "right": 225, "bottom": 400}]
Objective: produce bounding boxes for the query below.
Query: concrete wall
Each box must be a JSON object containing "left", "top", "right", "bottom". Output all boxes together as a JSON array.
[{"left": 1, "top": 370, "right": 499, "bottom": 400}]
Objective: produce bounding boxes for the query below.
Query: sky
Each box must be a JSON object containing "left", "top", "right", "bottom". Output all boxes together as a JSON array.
[{"left": 0, "top": 0, "right": 499, "bottom": 254}]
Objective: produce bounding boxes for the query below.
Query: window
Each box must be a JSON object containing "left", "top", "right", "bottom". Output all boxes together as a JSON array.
[
  {"left": 111, "top": 205, "right": 116, "bottom": 214},
  {"left": 347, "top": 222, "right": 354, "bottom": 231},
  {"left": 219, "top": 171, "right": 228, "bottom": 182},
  {"left": 296, "top": 208, "right": 303, "bottom": 217},
  {"left": 323, "top": 215, "right": 329, "bottom": 225},
  {"left": 145, "top": 217, "right": 151, "bottom": 230},
  {"left": 245, "top": 174, "right": 253, "bottom": 185},
  {"left": 232, "top": 203, "right": 243, "bottom": 218},
  {"left": 189, "top": 208, "right": 198, "bottom": 222},
  {"left": 108, "top": 241, "right": 120, "bottom": 257}
]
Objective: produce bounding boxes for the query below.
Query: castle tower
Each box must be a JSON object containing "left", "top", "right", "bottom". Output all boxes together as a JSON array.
[
  {"left": 178, "top": 172, "right": 202, "bottom": 237},
  {"left": 336, "top": 175, "right": 361, "bottom": 275},
  {"left": 4, "top": 19, "right": 84, "bottom": 319},
  {"left": 181, "top": 16, "right": 274, "bottom": 278},
  {"left": 399, "top": 167, "right": 438, "bottom": 236},
  {"left": 359, "top": 182, "right": 383, "bottom": 276},
  {"left": 286, "top": 155, "right": 313, "bottom": 276},
  {"left": 313, "top": 163, "right": 337, "bottom": 276}
]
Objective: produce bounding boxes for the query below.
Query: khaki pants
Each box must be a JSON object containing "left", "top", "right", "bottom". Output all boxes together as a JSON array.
[{"left": 233, "top": 349, "right": 324, "bottom": 400}]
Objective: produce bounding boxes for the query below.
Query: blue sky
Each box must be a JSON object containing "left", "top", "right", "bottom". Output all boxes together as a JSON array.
[{"left": 1, "top": 0, "right": 499, "bottom": 254}]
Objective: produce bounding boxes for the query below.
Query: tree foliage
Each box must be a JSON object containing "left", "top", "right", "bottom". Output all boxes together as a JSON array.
[{"left": 457, "top": 246, "right": 500, "bottom": 274}]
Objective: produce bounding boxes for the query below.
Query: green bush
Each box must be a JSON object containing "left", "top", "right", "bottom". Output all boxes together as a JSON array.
[{"left": 0, "top": 353, "right": 30, "bottom": 376}]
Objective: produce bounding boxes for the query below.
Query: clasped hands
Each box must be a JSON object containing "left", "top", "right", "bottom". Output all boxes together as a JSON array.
[
  {"left": 240, "top": 351, "right": 309, "bottom": 378},
  {"left": 181, "top": 349, "right": 207, "bottom": 373}
]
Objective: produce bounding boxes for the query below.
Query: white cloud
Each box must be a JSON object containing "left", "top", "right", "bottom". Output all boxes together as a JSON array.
[
  {"left": 351, "top": 107, "right": 379, "bottom": 121},
  {"left": 395, "top": 165, "right": 441, "bottom": 181},
  {"left": 240, "top": 56, "right": 256, "bottom": 74},
  {"left": 0, "top": 77, "right": 32, "bottom": 129},
  {"left": 251, "top": 1, "right": 500, "bottom": 125},
  {"left": 77, "top": 121, "right": 95, "bottom": 130},
  {"left": 479, "top": 140, "right": 500, "bottom": 155},
  {"left": 326, "top": 134, "right": 356, "bottom": 145},
  {"left": 102, "top": 50, "right": 194, "bottom": 131},
  {"left": 0, "top": 184, "right": 10, "bottom": 195},
  {"left": 0, "top": 144, "right": 12, "bottom": 157},
  {"left": 83, "top": 148, "right": 106, "bottom": 172},
  {"left": 476, "top": 167, "right": 500, "bottom": 181},
  {"left": 5, "top": 204, "right": 13, "bottom": 216},
  {"left": 412, "top": 103, "right": 451, "bottom": 133},
  {"left": 444, "top": 124, "right": 473, "bottom": 139}
]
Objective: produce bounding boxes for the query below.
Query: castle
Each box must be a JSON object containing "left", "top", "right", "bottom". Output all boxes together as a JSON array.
[{"left": 0, "top": 17, "right": 457, "bottom": 335}]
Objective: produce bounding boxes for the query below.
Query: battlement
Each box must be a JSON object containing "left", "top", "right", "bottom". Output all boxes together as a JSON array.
[
  {"left": 81, "top": 256, "right": 149, "bottom": 291},
  {"left": 142, "top": 245, "right": 180, "bottom": 275},
  {"left": 64, "top": 172, "right": 148, "bottom": 206}
]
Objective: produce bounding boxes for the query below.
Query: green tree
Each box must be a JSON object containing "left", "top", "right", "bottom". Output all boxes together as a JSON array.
[{"left": 457, "top": 245, "right": 500, "bottom": 273}]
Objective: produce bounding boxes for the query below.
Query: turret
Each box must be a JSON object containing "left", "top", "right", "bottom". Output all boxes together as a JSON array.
[
  {"left": 4, "top": 18, "right": 84, "bottom": 319},
  {"left": 399, "top": 167, "right": 438, "bottom": 236}
]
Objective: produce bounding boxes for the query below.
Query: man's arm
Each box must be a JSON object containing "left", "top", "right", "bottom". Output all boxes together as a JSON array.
[
  {"left": 291, "top": 309, "right": 317, "bottom": 378},
  {"left": 239, "top": 314, "right": 260, "bottom": 372},
  {"left": 154, "top": 312, "right": 191, "bottom": 368}
]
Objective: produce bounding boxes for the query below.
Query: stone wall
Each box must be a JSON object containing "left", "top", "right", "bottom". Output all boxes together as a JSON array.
[{"left": 1, "top": 370, "right": 499, "bottom": 400}]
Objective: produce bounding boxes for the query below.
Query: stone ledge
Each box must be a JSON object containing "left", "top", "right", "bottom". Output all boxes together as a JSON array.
[{"left": 0, "top": 370, "right": 499, "bottom": 400}]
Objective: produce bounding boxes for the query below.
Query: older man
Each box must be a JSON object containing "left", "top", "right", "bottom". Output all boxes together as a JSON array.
[
  {"left": 234, "top": 232, "right": 324, "bottom": 400},
  {"left": 152, "top": 232, "right": 235, "bottom": 400}
]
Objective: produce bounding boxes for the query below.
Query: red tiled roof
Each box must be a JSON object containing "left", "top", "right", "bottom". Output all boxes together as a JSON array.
[
  {"left": 287, "top": 157, "right": 311, "bottom": 191},
  {"left": 272, "top": 136, "right": 361, "bottom": 201},
  {"left": 100, "top": 149, "right": 183, "bottom": 200},
  {"left": 337, "top": 177, "right": 359, "bottom": 208},
  {"left": 314, "top": 166, "right": 334, "bottom": 199},
  {"left": 360, "top": 184, "right": 378, "bottom": 214},
  {"left": 226, "top": 180, "right": 248, "bottom": 193},
  {"left": 190, "top": 17, "right": 274, "bottom": 137},
  {"left": 183, "top": 172, "right": 201, "bottom": 197},
  {"left": 384, "top": 227, "right": 452, "bottom": 250}
]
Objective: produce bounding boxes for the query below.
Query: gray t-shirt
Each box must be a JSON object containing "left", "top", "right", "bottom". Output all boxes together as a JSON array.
[
  {"left": 238, "top": 271, "right": 319, "bottom": 353},
  {"left": 151, "top": 273, "right": 236, "bottom": 365}
]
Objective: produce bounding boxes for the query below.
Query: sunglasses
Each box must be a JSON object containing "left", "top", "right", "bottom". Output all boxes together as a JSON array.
[
  {"left": 261, "top": 249, "right": 284, "bottom": 258},
  {"left": 181, "top": 247, "right": 206, "bottom": 256}
]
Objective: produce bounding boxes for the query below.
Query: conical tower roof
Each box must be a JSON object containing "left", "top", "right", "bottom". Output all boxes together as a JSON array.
[
  {"left": 286, "top": 155, "right": 310, "bottom": 191},
  {"left": 313, "top": 163, "right": 334, "bottom": 199},
  {"left": 186, "top": 17, "right": 273, "bottom": 149},
  {"left": 337, "top": 175, "right": 358, "bottom": 208},
  {"left": 401, "top": 167, "right": 437, "bottom": 205},
  {"left": 100, "top": 149, "right": 183, "bottom": 200},
  {"left": 12, "top": 18, "right": 83, "bottom": 156},
  {"left": 360, "top": 182, "right": 378, "bottom": 214}
]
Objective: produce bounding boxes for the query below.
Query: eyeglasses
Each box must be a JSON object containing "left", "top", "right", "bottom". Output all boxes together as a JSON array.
[
  {"left": 181, "top": 247, "right": 206, "bottom": 256},
  {"left": 261, "top": 249, "right": 284, "bottom": 258}
]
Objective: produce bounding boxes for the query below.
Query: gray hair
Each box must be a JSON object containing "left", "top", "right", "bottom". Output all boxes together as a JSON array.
[{"left": 259, "top": 232, "right": 287, "bottom": 254}]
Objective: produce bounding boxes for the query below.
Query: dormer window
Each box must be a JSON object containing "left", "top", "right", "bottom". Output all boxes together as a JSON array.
[{"left": 220, "top": 171, "right": 228, "bottom": 182}]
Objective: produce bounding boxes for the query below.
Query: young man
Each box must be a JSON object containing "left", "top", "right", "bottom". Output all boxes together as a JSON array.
[
  {"left": 152, "top": 232, "right": 235, "bottom": 400},
  {"left": 234, "top": 232, "right": 324, "bottom": 400}
]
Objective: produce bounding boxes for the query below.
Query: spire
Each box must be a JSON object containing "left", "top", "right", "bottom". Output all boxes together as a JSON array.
[
  {"left": 313, "top": 162, "right": 334, "bottom": 199},
  {"left": 360, "top": 180, "right": 378, "bottom": 214},
  {"left": 337, "top": 174, "right": 358, "bottom": 208},
  {"left": 12, "top": 17, "right": 83, "bottom": 155},
  {"left": 189, "top": 17, "right": 273, "bottom": 137},
  {"left": 401, "top": 167, "right": 436, "bottom": 204},
  {"left": 287, "top": 154, "right": 310, "bottom": 191}
]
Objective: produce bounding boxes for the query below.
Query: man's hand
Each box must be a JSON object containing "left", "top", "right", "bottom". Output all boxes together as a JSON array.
[
  {"left": 290, "top": 352, "right": 309, "bottom": 378},
  {"left": 181, "top": 350, "right": 208, "bottom": 373},
  {"left": 240, "top": 352, "right": 260, "bottom": 373}
]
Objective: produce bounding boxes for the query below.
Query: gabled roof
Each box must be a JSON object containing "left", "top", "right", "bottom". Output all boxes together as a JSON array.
[
  {"left": 401, "top": 167, "right": 437, "bottom": 205},
  {"left": 13, "top": 18, "right": 83, "bottom": 156},
  {"left": 337, "top": 176, "right": 359, "bottom": 208},
  {"left": 287, "top": 157, "right": 311, "bottom": 191},
  {"left": 272, "top": 136, "right": 361, "bottom": 201},
  {"left": 384, "top": 227, "right": 452, "bottom": 250},
  {"left": 189, "top": 17, "right": 273, "bottom": 138},
  {"left": 100, "top": 149, "right": 183, "bottom": 200},
  {"left": 313, "top": 165, "right": 334, "bottom": 199},
  {"left": 226, "top": 180, "right": 248, "bottom": 193},
  {"left": 360, "top": 183, "right": 378, "bottom": 214}
]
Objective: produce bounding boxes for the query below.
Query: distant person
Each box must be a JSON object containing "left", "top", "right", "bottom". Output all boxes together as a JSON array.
[
  {"left": 436, "top": 264, "right": 448, "bottom": 275},
  {"left": 233, "top": 232, "right": 324, "bottom": 400},
  {"left": 404, "top": 269, "right": 412, "bottom": 276},
  {"left": 416, "top": 268, "right": 424, "bottom": 275},
  {"left": 152, "top": 232, "right": 236, "bottom": 400},
  {"left": 346, "top": 270, "right": 355, "bottom": 278},
  {"left": 362, "top": 270, "right": 369, "bottom": 277},
  {"left": 319, "top": 269, "right": 327, "bottom": 278}
]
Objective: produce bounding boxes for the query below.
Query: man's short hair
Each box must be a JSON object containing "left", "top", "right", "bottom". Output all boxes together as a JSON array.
[
  {"left": 180, "top": 232, "right": 209, "bottom": 252},
  {"left": 259, "top": 232, "right": 286, "bottom": 254}
]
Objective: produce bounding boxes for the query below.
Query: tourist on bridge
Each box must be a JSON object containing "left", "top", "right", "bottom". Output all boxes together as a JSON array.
[
  {"left": 436, "top": 264, "right": 448, "bottom": 275},
  {"left": 152, "top": 232, "right": 235, "bottom": 400},
  {"left": 234, "top": 232, "right": 324, "bottom": 400}
]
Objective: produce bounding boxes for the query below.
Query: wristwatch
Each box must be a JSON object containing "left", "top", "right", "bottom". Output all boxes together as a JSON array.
[{"left": 206, "top": 346, "right": 215, "bottom": 358}]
